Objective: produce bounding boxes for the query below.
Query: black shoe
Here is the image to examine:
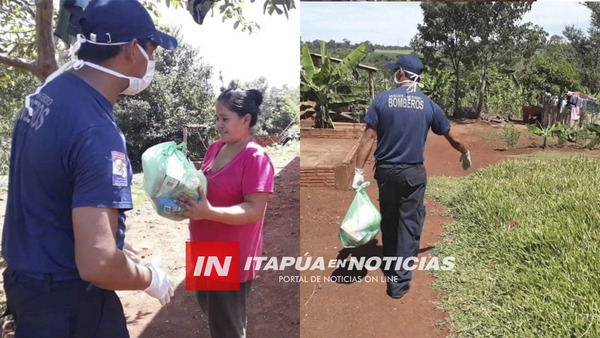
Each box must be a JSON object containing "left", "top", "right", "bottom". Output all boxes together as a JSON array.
[{"left": 386, "top": 285, "right": 410, "bottom": 299}]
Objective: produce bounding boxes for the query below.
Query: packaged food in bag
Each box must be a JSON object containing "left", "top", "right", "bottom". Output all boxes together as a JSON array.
[
  {"left": 339, "top": 182, "right": 381, "bottom": 248},
  {"left": 141, "top": 141, "right": 207, "bottom": 221}
]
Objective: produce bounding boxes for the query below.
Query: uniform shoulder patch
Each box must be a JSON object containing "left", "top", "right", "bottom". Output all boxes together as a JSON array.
[{"left": 111, "top": 151, "right": 128, "bottom": 187}]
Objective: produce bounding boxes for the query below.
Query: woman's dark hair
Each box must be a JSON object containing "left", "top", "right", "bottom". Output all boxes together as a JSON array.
[
  {"left": 217, "top": 88, "right": 263, "bottom": 127},
  {"left": 77, "top": 37, "right": 149, "bottom": 64}
]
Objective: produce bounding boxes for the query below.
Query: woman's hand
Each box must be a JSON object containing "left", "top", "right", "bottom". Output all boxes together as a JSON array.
[{"left": 174, "top": 186, "right": 213, "bottom": 221}]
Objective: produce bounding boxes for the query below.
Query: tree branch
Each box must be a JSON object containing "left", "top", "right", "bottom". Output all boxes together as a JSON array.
[{"left": 0, "top": 53, "right": 35, "bottom": 72}]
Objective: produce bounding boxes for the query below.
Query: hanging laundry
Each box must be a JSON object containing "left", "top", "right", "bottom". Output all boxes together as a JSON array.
[
  {"left": 571, "top": 106, "right": 581, "bottom": 121},
  {"left": 569, "top": 95, "right": 578, "bottom": 106},
  {"left": 560, "top": 100, "right": 567, "bottom": 115}
]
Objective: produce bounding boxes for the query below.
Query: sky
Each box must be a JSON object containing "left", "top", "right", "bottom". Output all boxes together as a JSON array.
[
  {"left": 157, "top": 2, "right": 299, "bottom": 90},
  {"left": 300, "top": 1, "right": 592, "bottom": 47}
]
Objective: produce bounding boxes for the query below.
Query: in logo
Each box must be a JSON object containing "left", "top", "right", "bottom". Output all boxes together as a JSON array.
[{"left": 186, "top": 241, "right": 240, "bottom": 291}]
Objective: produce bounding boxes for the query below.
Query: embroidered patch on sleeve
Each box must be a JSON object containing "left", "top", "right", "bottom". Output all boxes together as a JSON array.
[{"left": 112, "top": 151, "right": 128, "bottom": 187}]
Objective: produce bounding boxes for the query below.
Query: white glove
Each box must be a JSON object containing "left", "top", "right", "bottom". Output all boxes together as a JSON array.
[
  {"left": 123, "top": 242, "right": 141, "bottom": 264},
  {"left": 459, "top": 151, "right": 472, "bottom": 171},
  {"left": 144, "top": 261, "right": 174, "bottom": 306},
  {"left": 352, "top": 168, "right": 365, "bottom": 190}
]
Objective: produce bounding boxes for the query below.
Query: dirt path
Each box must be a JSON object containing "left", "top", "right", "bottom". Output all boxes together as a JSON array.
[{"left": 299, "top": 121, "right": 595, "bottom": 337}]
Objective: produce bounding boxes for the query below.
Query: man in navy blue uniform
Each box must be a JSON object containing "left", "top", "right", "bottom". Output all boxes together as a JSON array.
[
  {"left": 2, "top": 0, "right": 178, "bottom": 336},
  {"left": 353, "top": 55, "right": 471, "bottom": 299}
]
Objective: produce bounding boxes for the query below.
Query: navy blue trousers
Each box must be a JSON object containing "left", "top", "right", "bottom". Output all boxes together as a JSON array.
[
  {"left": 3, "top": 267, "right": 129, "bottom": 338},
  {"left": 375, "top": 164, "right": 427, "bottom": 295}
]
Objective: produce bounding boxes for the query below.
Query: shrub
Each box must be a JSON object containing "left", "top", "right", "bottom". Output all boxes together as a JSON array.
[{"left": 503, "top": 123, "right": 521, "bottom": 149}]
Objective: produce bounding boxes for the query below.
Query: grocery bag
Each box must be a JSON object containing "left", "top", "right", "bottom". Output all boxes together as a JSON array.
[
  {"left": 142, "top": 141, "right": 207, "bottom": 221},
  {"left": 339, "top": 182, "right": 381, "bottom": 248}
]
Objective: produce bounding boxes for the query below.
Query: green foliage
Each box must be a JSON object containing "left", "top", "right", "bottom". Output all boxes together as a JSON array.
[
  {"left": 300, "top": 41, "right": 368, "bottom": 128},
  {"left": 586, "top": 123, "right": 600, "bottom": 150},
  {"left": 587, "top": 122, "right": 600, "bottom": 136},
  {"left": 485, "top": 69, "right": 527, "bottom": 118},
  {"left": 223, "top": 76, "right": 299, "bottom": 136},
  {"left": 427, "top": 156, "right": 600, "bottom": 337},
  {"left": 587, "top": 135, "right": 600, "bottom": 150},
  {"left": 420, "top": 67, "right": 454, "bottom": 114},
  {"left": 0, "top": 1, "right": 40, "bottom": 59},
  {"left": 115, "top": 31, "right": 215, "bottom": 172},
  {"left": 502, "top": 123, "right": 520, "bottom": 149},
  {"left": 520, "top": 49, "right": 583, "bottom": 105},
  {"left": 563, "top": 2, "right": 600, "bottom": 96},
  {"left": 549, "top": 124, "right": 578, "bottom": 147},
  {"left": 255, "top": 85, "right": 298, "bottom": 135},
  {"left": 467, "top": 2, "right": 545, "bottom": 117},
  {"left": 574, "top": 129, "right": 590, "bottom": 147},
  {"left": 0, "top": 66, "right": 37, "bottom": 174},
  {"left": 302, "top": 39, "right": 409, "bottom": 59},
  {"left": 526, "top": 122, "right": 565, "bottom": 149},
  {"left": 556, "top": 132, "right": 567, "bottom": 147}
]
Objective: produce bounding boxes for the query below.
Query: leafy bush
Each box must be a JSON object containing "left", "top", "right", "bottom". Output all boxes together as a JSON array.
[
  {"left": 575, "top": 129, "right": 590, "bottom": 146},
  {"left": 586, "top": 123, "right": 600, "bottom": 150},
  {"left": 0, "top": 67, "right": 37, "bottom": 176},
  {"left": 502, "top": 123, "right": 520, "bottom": 148}
]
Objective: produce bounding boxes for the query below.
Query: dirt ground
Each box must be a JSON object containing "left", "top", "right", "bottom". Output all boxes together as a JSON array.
[
  {"left": 0, "top": 144, "right": 300, "bottom": 338},
  {"left": 299, "top": 120, "right": 597, "bottom": 337}
]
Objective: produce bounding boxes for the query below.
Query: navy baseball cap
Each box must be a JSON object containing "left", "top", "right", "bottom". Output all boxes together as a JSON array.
[
  {"left": 80, "top": 0, "right": 177, "bottom": 50},
  {"left": 384, "top": 55, "right": 424, "bottom": 75}
]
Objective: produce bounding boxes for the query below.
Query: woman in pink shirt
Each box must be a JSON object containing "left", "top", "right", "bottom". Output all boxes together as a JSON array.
[{"left": 175, "top": 88, "right": 275, "bottom": 337}]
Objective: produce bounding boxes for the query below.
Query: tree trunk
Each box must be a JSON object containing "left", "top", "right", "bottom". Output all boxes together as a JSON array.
[
  {"left": 0, "top": 0, "right": 57, "bottom": 83},
  {"left": 453, "top": 68, "right": 461, "bottom": 117},
  {"left": 475, "top": 62, "right": 488, "bottom": 118},
  {"left": 34, "top": 0, "right": 58, "bottom": 82}
]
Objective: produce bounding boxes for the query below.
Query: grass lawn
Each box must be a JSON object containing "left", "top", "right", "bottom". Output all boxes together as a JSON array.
[
  {"left": 426, "top": 155, "right": 600, "bottom": 336},
  {"left": 372, "top": 49, "right": 413, "bottom": 56}
]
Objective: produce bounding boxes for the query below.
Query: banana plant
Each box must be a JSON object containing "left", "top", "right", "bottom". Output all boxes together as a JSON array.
[
  {"left": 527, "top": 122, "right": 565, "bottom": 149},
  {"left": 421, "top": 67, "right": 454, "bottom": 114},
  {"left": 300, "top": 41, "right": 369, "bottom": 128}
]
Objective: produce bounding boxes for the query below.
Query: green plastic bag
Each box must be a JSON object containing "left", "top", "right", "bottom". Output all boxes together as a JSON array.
[
  {"left": 141, "top": 141, "right": 207, "bottom": 221},
  {"left": 339, "top": 182, "right": 381, "bottom": 248}
]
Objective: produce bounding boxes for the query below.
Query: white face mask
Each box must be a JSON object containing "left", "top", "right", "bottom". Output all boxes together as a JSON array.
[
  {"left": 54, "top": 35, "right": 155, "bottom": 95},
  {"left": 24, "top": 35, "right": 154, "bottom": 116},
  {"left": 393, "top": 68, "right": 424, "bottom": 93},
  {"left": 84, "top": 44, "right": 155, "bottom": 96}
]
